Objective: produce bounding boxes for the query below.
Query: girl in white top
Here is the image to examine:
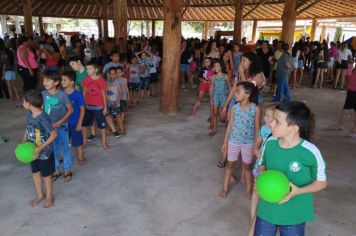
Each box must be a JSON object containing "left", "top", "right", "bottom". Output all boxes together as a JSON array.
[{"left": 334, "top": 43, "right": 353, "bottom": 90}]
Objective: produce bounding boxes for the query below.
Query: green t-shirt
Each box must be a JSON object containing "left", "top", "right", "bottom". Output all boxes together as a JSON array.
[
  {"left": 257, "top": 137, "right": 326, "bottom": 225},
  {"left": 75, "top": 67, "right": 88, "bottom": 92}
]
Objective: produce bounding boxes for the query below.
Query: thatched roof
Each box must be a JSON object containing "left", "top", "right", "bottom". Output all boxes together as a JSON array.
[{"left": 1, "top": 0, "right": 355, "bottom": 21}]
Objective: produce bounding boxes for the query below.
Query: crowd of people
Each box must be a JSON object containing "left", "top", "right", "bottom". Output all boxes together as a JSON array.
[{"left": 1, "top": 30, "right": 356, "bottom": 235}]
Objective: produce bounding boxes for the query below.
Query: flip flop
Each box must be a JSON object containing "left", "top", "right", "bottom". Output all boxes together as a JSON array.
[
  {"left": 78, "top": 159, "right": 87, "bottom": 166},
  {"left": 217, "top": 160, "right": 226, "bottom": 168},
  {"left": 52, "top": 172, "right": 61, "bottom": 181},
  {"left": 64, "top": 172, "right": 72, "bottom": 182}
]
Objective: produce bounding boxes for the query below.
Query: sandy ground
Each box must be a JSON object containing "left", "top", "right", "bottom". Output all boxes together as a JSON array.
[{"left": 0, "top": 80, "right": 356, "bottom": 236}]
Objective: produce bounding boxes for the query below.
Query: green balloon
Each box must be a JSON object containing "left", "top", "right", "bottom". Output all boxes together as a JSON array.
[
  {"left": 15, "top": 142, "right": 36, "bottom": 164},
  {"left": 256, "top": 170, "right": 290, "bottom": 203}
]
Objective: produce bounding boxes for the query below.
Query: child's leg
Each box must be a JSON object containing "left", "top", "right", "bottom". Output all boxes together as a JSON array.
[
  {"left": 5, "top": 80, "right": 13, "bottom": 100},
  {"left": 120, "top": 113, "right": 126, "bottom": 133},
  {"left": 82, "top": 127, "right": 88, "bottom": 147},
  {"left": 12, "top": 80, "right": 20, "bottom": 100},
  {"left": 43, "top": 176, "right": 54, "bottom": 208},
  {"left": 247, "top": 189, "right": 259, "bottom": 236},
  {"left": 319, "top": 69, "right": 324, "bottom": 89},
  {"left": 219, "top": 160, "right": 237, "bottom": 198},
  {"left": 242, "top": 145, "right": 254, "bottom": 197},
  {"left": 192, "top": 91, "right": 204, "bottom": 114},
  {"left": 29, "top": 172, "right": 44, "bottom": 206},
  {"left": 340, "top": 70, "right": 346, "bottom": 90},
  {"left": 210, "top": 106, "right": 218, "bottom": 135},
  {"left": 314, "top": 68, "right": 320, "bottom": 88},
  {"left": 77, "top": 145, "right": 85, "bottom": 163},
  {"left": 100, "top": 128, "right": 108, "bottom": 149},
  {"left": 116, "top": 115, "right": 123, "bottom": 133},
  {"left": 105, "top": 115, "right": 116, "bottom": 132},
  {"left": 90, "top": 122, "right": 97, "bottom": 137},
  {"left": 334, "top": 69, "right": 341, "bottom": 88}
]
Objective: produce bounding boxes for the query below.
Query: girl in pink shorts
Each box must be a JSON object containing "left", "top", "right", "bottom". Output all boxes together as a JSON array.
[{"left": 220, "top": 81, "right": 261, "bottom": 198}]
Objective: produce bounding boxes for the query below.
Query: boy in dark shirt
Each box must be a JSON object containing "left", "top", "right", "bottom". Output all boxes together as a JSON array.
[{"left": 23, "top": 90, "right": 57, "bottom": 208}]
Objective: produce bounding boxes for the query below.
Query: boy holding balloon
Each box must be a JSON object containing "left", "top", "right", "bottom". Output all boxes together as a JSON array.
[
  {"left": 22, "top": 90, "right": 57, "bottom": 208},
  {"left": 254, "top": 101, "right": 327, "bottom": 235}
]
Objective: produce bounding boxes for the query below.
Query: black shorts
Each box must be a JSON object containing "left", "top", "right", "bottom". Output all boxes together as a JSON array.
[
  {"left": 108, "top": 104, "right": 121, "bottom": 117},
  {"left": 272, "top": 70, "right": 277, "bottom": 84},
  {"left": 82, "top": 108, "right": 107, "bottom": 129},
  {"left": 120, "top": 100, "right": 128, "bottom": 113},
  {"left": 336, "top": 60, "right": 348, "bottom": 69},
  {"left": 149, "top": 73, "right": 159, "bottom": 83},
  {"left": 31, "top": 154, "right": 55, "bottom": 177},
  {"left": 344, "top": 90, "right": 356, "bottom": 111},
  {"left": 316, "top": 62, "right": 327, "bottom": 69},
  {"left": 128, "top": 82, "right": 140, "bottom": 91}
]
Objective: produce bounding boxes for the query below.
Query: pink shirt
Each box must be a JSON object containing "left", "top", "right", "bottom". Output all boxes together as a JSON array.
[
  {"left": 347, "top": 70, "right": 356, "bottom": 91},
  {"left": 329, "top": 46, "right": 337, "bottom": 58},
  {"left": 17, "top": 45, "right": 38, "bottom": 69}
]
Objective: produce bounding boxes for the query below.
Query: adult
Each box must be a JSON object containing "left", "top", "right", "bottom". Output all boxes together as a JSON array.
[
  {"left": 205, "top": 41, "right": 220, "bottom": 59},
  {"left": 290, "top": 42, "right": 301, "bottom": 88},
  {"left": 326, "top": 42, "right": 337, "bottom": 82},
  {"left": 334, "top": 42, "right": 353, "bottom": 90},
  {"left": 314, "top": 42, "right": 329, "bottom": 89},
  {"left": 256, "top": 41, "right": 273, "bottom": 83},
  {"left": 273, "top": 43, "right": 292, "bottom": 102},
  {"left": 17, "top": 36, "right": 39, "bottom": 91},
  {"left": 180, "top": 40, "right": 195, "bottom": 89},
  {"left": 68, "top": 56, "right": 87, "bottom": 92}
]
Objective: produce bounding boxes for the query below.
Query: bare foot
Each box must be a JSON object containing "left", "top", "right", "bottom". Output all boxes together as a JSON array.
[
  {"left": 43, "top": 197, "right": 54, "bottom": 208},
  {"left": 219, "top": 190, "right": 228, "bottom": 198},
  {"left": 230, "top": 176, "right": 238, "bottom": 186},
  {"left": 29, "top": 196, "right": 44, "bottom": 207},
  {"left": 102, "top": 143, "right": 109, "bottom": 150}
]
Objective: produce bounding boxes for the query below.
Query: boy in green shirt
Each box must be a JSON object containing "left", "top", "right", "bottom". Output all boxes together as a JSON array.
[{"left": 255, "top": 101, "right": 327, "bottom": 235}]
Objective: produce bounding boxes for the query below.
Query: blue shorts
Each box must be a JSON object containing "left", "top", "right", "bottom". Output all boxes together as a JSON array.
[
  {"left": 82, "top": 108, "right": 107, "bottom": 129},
  {"left": 120, "top": 100, "right": 128, "bottom": 113},
  {"left": 254, "top": 216, "right": 305, "bottom": 236},
  {"left": 180, "top": 64, "right": 190, "bottom": 72},
  {"left": 5, "top": 71, "right": 16, "bottom": 80},
  {"left": 68, "top": 124, "right": 83, "bottom": 147},
  {"left": 140, "top": 77, "right": 150, "bottom": 91},
  {"left": 108, "top": 104, "right": 121, "bottom": 117},
  {"left": 298, "top": 59, "right": 304, "bottom": 69}
]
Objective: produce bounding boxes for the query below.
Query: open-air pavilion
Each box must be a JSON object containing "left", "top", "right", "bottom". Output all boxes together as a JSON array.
[{"left": 0, "top": 1, "right": 356, "bottom": 236}]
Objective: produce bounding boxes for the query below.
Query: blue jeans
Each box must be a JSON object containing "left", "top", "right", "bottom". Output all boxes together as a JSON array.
[
  {"left": 254, "top": 216, "right": 305, "bottom": 236},
  {"left": 53, "top": 124, "right": 72, "bottom": 172},
  {"left": 274, "top": 77, "right": 290, "bottom": 102}
]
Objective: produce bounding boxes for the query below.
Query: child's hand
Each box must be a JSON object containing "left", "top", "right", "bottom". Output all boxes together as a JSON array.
[
  {"left": 222, "top": 106, "right": 228, "bottom": 117},
  {"left": 103, "top": 108, "right": 108, "bottom": 115},
  {"left": 34, "top": 147, "right": 43, "bottom": 160},
  {"left": 53, "top": 122, "right": 61, "bottom": 128},
  {"left": 254, "top": 148, "right": 261, "bottom": 158},
  {"left": 221, "top": 142, "right": 227, "bottom": 153},
  {"left": 76, "top": 123, "right": 82, "bottom": 132},
  {"left": 279, "top": 182, "right": 299, "bottom": 204}
]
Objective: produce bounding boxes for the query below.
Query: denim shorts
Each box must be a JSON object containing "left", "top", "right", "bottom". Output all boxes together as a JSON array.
[
  {"left": 4, "top": 71, "right": 16, "bottom": 80},
  {"left": 68, "top": 124, "right": 84, "bottom": 147},
  {"left": 82, "top": 108, "right": 107, "bottom": 129},
  {"left": 254, "top": 216, "right": 305, "bottom": 236},
  {"left": 180, "top": 64, "right": 190, "bottom": 72},
  {"left": 297, "top": 59, "right": 304, "bottom": 69},
  {"left": 140, "top": 77, "right": 150, "bottom": 91}
]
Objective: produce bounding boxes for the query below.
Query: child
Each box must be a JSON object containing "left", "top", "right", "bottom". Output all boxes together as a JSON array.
[
  {"left": 254, "top": 101, "right": 327, "bottom": 235},
  {"left": 248, "top": 104, "right": 275, "bottom": 236},
  {"left": 23, "top": 90, "right": 57, "bottom": 208},
  {"left": 42, "top": 70, "right": 73, "bottom": 182},
  {"left": 128, "top": 56, "right": 140, "bottom": 105},
  {"left": 191, "top": 57, "right": 214, "bottom": 115},
  {"left": 102, "top": 51, "right": 123, "bottom": 75},
  {"left": 61, "top": 71, "right": 87, "bottom": 165},
  {"left": 68, "top": 56, "right": 87, "bottom": 92},
  {"left": 220, "top": 82, "right": 261, "bottom": 198},
  {"left": 106, "top": 67, "right": 122, "bottom": 138},
  {"left": 2, "top": 48, "right": 20, "bottom": 101},
  {"left": 210, "top": 61, "right": 230, "bottom": 136},
  {"left": 117, "top": 66, "right": 130, "bottom": 134},
  {"left": 81, "top": 61, "right": 109, "bottom": 149},
  {"left": 137, "top": 52, "right": 151, "bottom": 103}
]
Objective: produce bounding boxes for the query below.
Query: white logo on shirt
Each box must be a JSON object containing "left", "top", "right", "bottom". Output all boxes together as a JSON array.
[{"left": 289, "top": 161, "right": 301, "bottom": 172}]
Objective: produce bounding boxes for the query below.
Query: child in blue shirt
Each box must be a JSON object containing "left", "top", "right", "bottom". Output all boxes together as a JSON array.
[
  {"left": 42, "top": 70, "right": 73, "bottom": 182},
  {"left": 62, "top": 71, "right": 86, "bottom": 166}
]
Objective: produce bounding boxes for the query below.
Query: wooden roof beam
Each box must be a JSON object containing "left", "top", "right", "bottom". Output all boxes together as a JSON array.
[
  {"left": 243, "top": 0, "right": 268, "bottom": 18},
  {"left": 297, "top": 0, "right": 323, "bottom": 15}
]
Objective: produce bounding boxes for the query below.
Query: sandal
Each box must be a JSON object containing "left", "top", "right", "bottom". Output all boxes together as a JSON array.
[
  {"left": 52, "top": 172, "right": 61, "bottom": 181},
  {"left": 217, "top": 160, "right": 226, "bottom": 168},
  {"left": 209, "top": 131, "right": 217, "bottom": 137},
  {"left": 78, "top": 159, "right": 87, "bottom": 166},
  {"left": 63, "top": 172, "right": 72, "bottom": 182}
]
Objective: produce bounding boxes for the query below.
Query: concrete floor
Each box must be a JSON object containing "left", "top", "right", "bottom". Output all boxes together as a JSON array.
[{"left": 0, "top": 83, "right": 356, "bottom": 236}]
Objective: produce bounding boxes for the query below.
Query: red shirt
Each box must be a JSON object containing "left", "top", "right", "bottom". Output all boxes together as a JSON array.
[
  {"left": 81, "top": 76, "right": 107, "bottom": 106},
  {"left": 347, "top": 70, "right": 356, "bottom": 92}
]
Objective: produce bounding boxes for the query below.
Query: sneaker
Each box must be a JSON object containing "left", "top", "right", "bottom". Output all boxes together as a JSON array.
[
  {"left": 113, "top": 131, "right": 121, "bottom": 138},
  {"left": 87, "top": 135, "right": 97, "bottom": 142}
]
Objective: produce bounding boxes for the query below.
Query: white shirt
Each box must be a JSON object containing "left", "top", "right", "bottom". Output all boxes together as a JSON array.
[{"left": 338, "top": 49, "right": 352, "bottom": 61}]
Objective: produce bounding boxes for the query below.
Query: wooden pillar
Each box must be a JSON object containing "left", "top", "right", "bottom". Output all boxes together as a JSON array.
[
  {"left": 281, "top": 0, "right": 297, "bottom": 47},
  {"left": 38, "top": 16, "right": 45, "bottom": 36},
  {"left": 160, "top": 0, "right": 182, "bottom": 114},
  {"left": 56, "top": 24, "right": 61, "bottom": 35},
  {"left": 233, "top": 0, "right": 244, "bottom": 44},
  {"left": 252, "top": 20, "right": 257, "bottom": 43},
  {"left": 113, "top": 0, "right": 127, "bottom": 52},
  {"left": 310, "top": 19, "right": 317, "bottom": 41},
  {"left": 43, "top": 23, "right": 48, "bottom": 34},
  {"left": 101, "top": 0, "right": 108, "bottom": 39},
  {"left": 320, "top": 25, "right": 326, "bottom": 41},
  {"left": 97, "top": 18, "right": 102, "bottom": 39},
  {"left": 152, "top": 20, "right": 156, "bottom": 37},
  {"left": 22, "top": 0, "right": 33, "bottom": 35},
  {"left": 203, "top": 21, "right": 209, "bottom": 40}
]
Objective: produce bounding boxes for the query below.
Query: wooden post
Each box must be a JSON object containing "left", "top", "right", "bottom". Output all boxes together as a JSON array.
[
  {"left": 22, "top": 0, "right": 33, "bottom": 35},
  {"left": 320, "top": 25, "right": 326, "bottom": 41},
  {"left": 101, "top": 0, "right": 108, "bottom": 39},
  {"left": 160, "top": 0, "right": 182, "bottom": 114},
  {"left": 113, "top": 0, "right": 127, "bottom": 52},
  {"left": 310, "top": 18, "right": 317, "bottom": 41},
  {"left": 43, "top": 23, "right": 48, "bottom": 34},
  {"left": 38, "top": 16, "right": 45, "bottom": 36},
  {"left": 252, "top": 20, "right": 257, "bottom": 43},
  {"left": 233, "top": 0, "right": 244, "bottom": 44},
  {"left": 152, "top": 20, "right": 156, "bottom": 37},
  {"left": 203, "top": 21, "right": 209, "bottom": 40},
  {"left": 281, "top": 0, "right": 297, "bottom": 47},
  {"left": 56, "top": 24, "right": 61, "bottom": 35},
  {"left": 97, "top": 18, "right": 102, "bottom": 39}
]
